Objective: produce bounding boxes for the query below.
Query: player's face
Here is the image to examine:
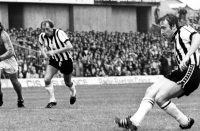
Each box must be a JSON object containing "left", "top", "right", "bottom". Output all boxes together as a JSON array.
[
  {"left": 160, "top": 19, "right": 176, "bottom": 40},
  {"left": 42, "top": 23, "right": 53, "bottom": 37}
]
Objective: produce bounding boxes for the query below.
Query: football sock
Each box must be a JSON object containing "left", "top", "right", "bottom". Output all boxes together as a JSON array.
[
  {"left": 161, "top": 101, "right": 189, "bottom": 126},
  {"left": 130, "top": 97, "right": 155, "bottom": 127},
  {"left": 45, "top": 83, "right": 56, "bottom": 102}
]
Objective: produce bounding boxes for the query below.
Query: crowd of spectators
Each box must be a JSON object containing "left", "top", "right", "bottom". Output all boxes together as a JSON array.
[
  {"left": 1, "top": 27, "right": 179, "bottom": 79},
  {"left": 71, "top": 30, "right": 177, "bottom": 77}
]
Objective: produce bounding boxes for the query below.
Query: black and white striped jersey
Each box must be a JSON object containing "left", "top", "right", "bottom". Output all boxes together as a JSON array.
[
  {"left": 172, "top": 25, "right": 200, "bottom": 66},
  {"left": 39, "top": 29, "right": 72, "bottom": 61}
]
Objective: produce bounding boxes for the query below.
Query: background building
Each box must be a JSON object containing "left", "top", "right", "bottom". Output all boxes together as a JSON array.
[{"left": 0, "top": 0, "right": 160, "bottom": 32}]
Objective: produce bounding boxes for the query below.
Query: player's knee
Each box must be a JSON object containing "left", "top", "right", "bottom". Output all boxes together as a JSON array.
[
  {"left": 9, "top": 74, "right": 18, "bottom": 82},
  {"left": 145, "top": 87, "right": 152, "bottom": 96},
  {"left": 10, "top": 77, "right": 20, "bottom": 84},
  {"left": 155, "top": 94, "right": 167, "bottom": 107},
  {"left": 144, "top": 86, "right": 156, "bottom": 98},
  {"left": 10, "top": 77, "right": 17, "bottom": 82}
]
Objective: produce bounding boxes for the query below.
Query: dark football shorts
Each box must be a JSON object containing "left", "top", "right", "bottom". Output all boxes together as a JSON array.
[
  {"left": 49, "top": 58, "right": 73, "bottom": 75},
  {"left": 165, "top": 64, "right": 200, "bottom": 97}
]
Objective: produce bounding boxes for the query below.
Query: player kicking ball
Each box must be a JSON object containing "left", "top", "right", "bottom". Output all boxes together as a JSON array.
[{"left": 115, "top": 13, "right": 200, "bottom": 130}]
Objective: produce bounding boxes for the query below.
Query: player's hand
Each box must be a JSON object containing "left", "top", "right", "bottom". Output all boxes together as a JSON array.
[
  {"left": 179, "top": 56, "right": 189, "bottom": 71},
  {"left": 46, "top": 51, "right": 55, "bottom": 57}
]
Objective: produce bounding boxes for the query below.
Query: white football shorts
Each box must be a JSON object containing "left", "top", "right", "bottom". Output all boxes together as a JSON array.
[{"left": 0, "top": 56, "right": 18, "bottom": 74}]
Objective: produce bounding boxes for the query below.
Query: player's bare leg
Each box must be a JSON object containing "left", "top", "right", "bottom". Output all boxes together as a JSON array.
[
  {"left": 115, "top": 78, "right": 161, "bottom": 130},
  {"left": 154, "top": 79, "right": 194, "bottom": 129},
  {"left": 64, "top": 73, "right": 76, "bottom": 105},
  {"left": 9, "top": 73, "right": 24, "bottom": 108},
  {"left": 44, "top": 65, "right": 58, "bottom": 108}
]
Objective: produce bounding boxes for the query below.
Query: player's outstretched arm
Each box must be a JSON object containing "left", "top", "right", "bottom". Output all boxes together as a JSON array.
[{"left": 46, "top": 40, "right": 73, "bottom": 57}]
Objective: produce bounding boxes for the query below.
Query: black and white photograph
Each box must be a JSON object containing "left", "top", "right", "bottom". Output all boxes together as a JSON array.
[{"left": 0, "top": 0, "right": 199, "bottom": 130}]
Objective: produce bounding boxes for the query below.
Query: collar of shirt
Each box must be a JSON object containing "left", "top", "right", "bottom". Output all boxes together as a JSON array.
[{"left": 171, "top": 26, "right": 183, "bottom": 42}]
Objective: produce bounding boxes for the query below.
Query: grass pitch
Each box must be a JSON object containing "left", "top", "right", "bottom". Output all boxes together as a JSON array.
[{"left": 0, "top": 83, "right": 200, "bottom": 131}]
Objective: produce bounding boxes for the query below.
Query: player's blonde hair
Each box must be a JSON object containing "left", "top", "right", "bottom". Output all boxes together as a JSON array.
[{"left": 40, "top": 19, "right": 54, "bottom": 29}]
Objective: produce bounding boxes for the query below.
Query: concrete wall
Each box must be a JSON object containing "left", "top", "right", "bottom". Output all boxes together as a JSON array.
[
  {"left": 112, "top": 6, "right": 137, "bottom": 32},
  {"left": 0, "top": 3, "right": 9, "bottom": 29},
  {"left": 73, "top": 5, "right": 137, "bottom": 32},
  {"left": 0, "top": 3, "right": 154, "bottom": 32},
  {"left": 147, "top": 7, "right": 152, "bottom": 29},
  {"left": 23, "top": 4, "right": 70, "bottom": 30}
]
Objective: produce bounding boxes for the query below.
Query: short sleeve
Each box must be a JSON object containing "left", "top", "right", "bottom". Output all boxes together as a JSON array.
[
  {"left": 180, "top": 25, "right": 197, "bottom": 43},
  {"left": 57, "top": 30, "right": 69, "bottom": 43}
]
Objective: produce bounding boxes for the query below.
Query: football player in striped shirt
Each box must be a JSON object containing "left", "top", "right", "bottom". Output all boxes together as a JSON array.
[
  {"left": 0, "top": 22, "right": 24, "bottom": 107},
  {"left": 39, "top": 20, "right": 76, "bottom": 108},
  {"left": 115, "top": 14, "right": 200, "bottom": 130}
]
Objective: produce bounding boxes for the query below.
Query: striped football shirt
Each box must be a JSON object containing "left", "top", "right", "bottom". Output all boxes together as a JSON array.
[{"left": 39, "top": 29, "right": 72, "bottom": 61}]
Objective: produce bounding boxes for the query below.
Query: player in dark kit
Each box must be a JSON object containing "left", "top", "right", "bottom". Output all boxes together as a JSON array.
[
  {"left": 39, "top": 20, "right": 76, "bottom": 108},
  {"left": 0, "top": 22, "right": 24, "bottom": 107},
  {"left": 115, "top": 14, "right": 200, "bottom": 130}
]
